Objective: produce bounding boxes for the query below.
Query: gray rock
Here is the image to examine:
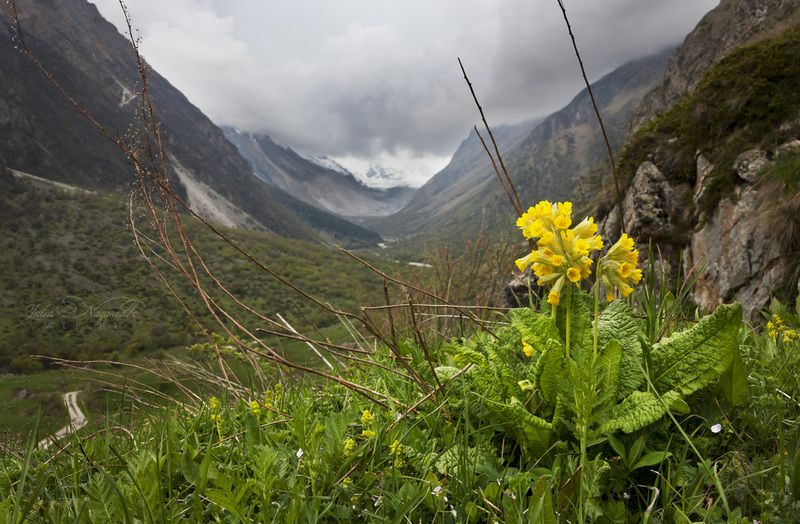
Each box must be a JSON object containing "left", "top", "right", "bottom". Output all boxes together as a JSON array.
[
  {"left": 734, "top": 149, "right": 770, "bottom": 183},
  {"left": 775, "top": 139, "right": 800, "bottom": 157},
  {"left": 687, "top": 185, "right": 787, "bottom": 320},
  {"left": 622, "top": 161, "right": 691, "bottom": 241},
  {"left": 694, "top": 152, "right": 714, "bottom": 211}
]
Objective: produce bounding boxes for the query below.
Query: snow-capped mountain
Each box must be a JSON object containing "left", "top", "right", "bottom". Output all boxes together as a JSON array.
[{"left": 224, "top": 128, "right": 415, "bottom": 217}]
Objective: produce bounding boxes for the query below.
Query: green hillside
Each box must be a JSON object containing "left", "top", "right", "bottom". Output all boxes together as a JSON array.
[{"left": 0, "top": 172, "right": 399, "bottom": 372}]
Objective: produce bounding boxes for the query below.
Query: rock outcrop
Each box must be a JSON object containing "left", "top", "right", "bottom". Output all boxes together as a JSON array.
[{"left": 601, "top": 140, "right": 798, "bottom": 320}]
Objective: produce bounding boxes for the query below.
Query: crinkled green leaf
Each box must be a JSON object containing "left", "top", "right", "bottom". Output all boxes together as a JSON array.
[
  {"left": 651, "top": 303, "right": 742, "bottom": 397},
  {"left": 484, "top": 396, "right": 553, "bottom": 458},
  {"left": 597, "top": 300, "right": 645, "bottom": 398},
  {"left": 534, "top": 339, "right": 570, "bottom": 407},
  {"left": 600, "top": 390, "right": 683, "bottom": 434},
  {"left": 555, "top": 287, "right": 594, "bottom": 359},
  {"left": 508, "top": 308, "right": 559, "bottom": 354}
]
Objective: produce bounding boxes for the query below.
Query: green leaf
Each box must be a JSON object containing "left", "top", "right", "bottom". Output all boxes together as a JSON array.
[
  {"left": 632, "top": 451, "right": 673, "bottom": 470},
  {"left": 484, "top": 396, "right": 553, "bottom": 457},
  {"left": 535, "top": 339, "right": 570, "bottom": 407},
  {"left": 508, "top": 308, "right": 559, "bottom": 353},
  {"left": 600, "top": 390, "right": 683, "bottom": 434},
  {"left": 597, "top": 300, "right": 645, "bottom": 398},
  {"left": 650, "top": 303, "right": 742, "bottom": 397},
  {"left": 556, "top": 287, "right": 594, "bottom": 359},
  {"left": 719, "top": 346, "right": 748, "bottom": 406}
]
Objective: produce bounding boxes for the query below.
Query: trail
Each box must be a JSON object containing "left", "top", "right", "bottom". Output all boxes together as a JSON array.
[{"left": 38, "top": 391, "right": 87, "bottom": 450}]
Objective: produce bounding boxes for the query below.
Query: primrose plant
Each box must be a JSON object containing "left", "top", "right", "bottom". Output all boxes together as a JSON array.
[{"left": 445, "top": 200, "right": 743, "bottom": 521}]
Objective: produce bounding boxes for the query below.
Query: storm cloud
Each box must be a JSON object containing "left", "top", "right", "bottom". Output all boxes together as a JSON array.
[{"left": 92, "top": 0, "right": 717, "bottom": 184}]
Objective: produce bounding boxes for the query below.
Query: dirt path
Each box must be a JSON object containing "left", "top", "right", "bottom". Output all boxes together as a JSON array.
[{"left": 38, "top": 391, "right": 87, "bottom": 449}]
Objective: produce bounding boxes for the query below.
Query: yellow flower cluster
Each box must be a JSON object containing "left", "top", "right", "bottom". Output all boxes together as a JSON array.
[
  {"left": 361, "top": 409, "right": 376, "bottom": 438},
  {"left": 249, "top": 400, "right": 262, "bottom": 418},
  {"left": 389, "top": 439, "right": 405, "bottom": 468},
  {"left": 599, "top": 234, "right": 642, "bottom": 301},
  {"left": 767, "top": 314, "right": 799, "bottom": 342},
  {"left": 343, "top": 437, "right": 357, "bottom": 456},
  {"left": 515, "top": 200, "right": 604, "bottom": 305}
]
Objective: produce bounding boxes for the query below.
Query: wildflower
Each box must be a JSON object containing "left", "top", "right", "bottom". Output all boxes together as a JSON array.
[
  {"left": 209, "top": 396, "right": 220, "bottom": 412},
  {"left": 342, "top": 476, "right": 353, "bottom": 488},
  {"left": 522, "top": 340, "right": 535, "bottom": 357},
  {"left": 343, "top": 437, "right": 357, "bottom": 456},
  {"left": 360, "top": 410, "right": 374, "bottom": 427},
  {"left": 599, "top": 234, "right": 642, "bottom": 301},
  {"left": 361, "top": 429, "right": 376, "bottom": 438},
  {"left": 264, "top": 390, "right": 274, "bottom": 409},
  {"left": 710, "top": 423, "right": 722, "bottom": 434},
  {"left": 296, "top": 448, "right": 304, "bottom": 459},
  {"left": 515, "top": 200, "right": 604, "bottom": 306},
  {"left": 249, "top": 400, "right": 261, "bottom": 418},
  {"left": 432, "top": 485, "right": 443, "bottom": 497},
  {"left": 389, "top": 439, "right": 402, "bottom": 456}
]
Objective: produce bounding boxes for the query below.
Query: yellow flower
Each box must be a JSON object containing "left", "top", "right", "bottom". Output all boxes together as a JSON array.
[
  {"left": 342, "top": 476, "right": 353, "bottom": 488},
  {"left": 344, "top": 437, "right": 357, "bottom": 456},
  {"left": 566, "top": 266, "right": 581, "bottom": 283},
  {"left": 514, "top": 200, "right": 604, "bottom": 306},
  {"left": 360, "top": 410, "right": 374, "bottom": 427},
  {"left": 554, "top": 214, "right": 571, "bottom": 229},
  {"left": 389, "top": 439, "right": 403, "bottom": 456},
  {"left": 249, "top": 400, "right": 262, "bottom": 417},
  {"left": 522, "top": 340, "right": 535, "bottom": 357},
  {"left": 209, "top": 396, "right": 220, "bottom": 412},
  {"left": 362, "top": 429, "right": 376, "bottom": 438},
  {"left": 600, "top": 234, "right": 641, "bottom": 301}
]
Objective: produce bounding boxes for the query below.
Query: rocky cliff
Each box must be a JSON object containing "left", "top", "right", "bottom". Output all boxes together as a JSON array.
[
  {"left": 598, "top": 22, "right": 800, "bottom": 319},
  {"left": 632, "top": 0, "right": 800, "bottom": 129}
]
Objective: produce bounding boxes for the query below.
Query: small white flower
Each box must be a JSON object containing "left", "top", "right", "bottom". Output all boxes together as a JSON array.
[
  {"left": 373, "top": 495, "right": 383, "bottom": 508},
  {"left": 710, "top": 423, "right": 722, "bottom": 434},
  {"left": 432, "top": 485, "right": 443, "bottom": 496},
  {"left": 623, "top": 492, "right": 630, "bottom": 500},
  {"left": 296, "top": 448, "right": 304, "bottom": 458}
]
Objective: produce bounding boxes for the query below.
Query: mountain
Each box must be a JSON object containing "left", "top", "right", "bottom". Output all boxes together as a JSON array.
[
  {"left": 631, "top": 0, "right": 800, "bottom": 129},
  {"left": 371, "top": 48, "right": 671, "bottom": 242},
  {"left": 593, "top": 7, "right": 800, "bottom": 318},
  {"left": 223, "top": 128, "right": 414, "bottom": 217},
  {"left": 0, "top": 0, "right": 380, "bottom": 246},
  {"left": 0, "top": 169, "right": 395, "bottom": 371}
]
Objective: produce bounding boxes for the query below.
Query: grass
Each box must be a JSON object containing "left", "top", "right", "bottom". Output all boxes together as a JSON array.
[
  {"left": 0, "top": 173, "right": 409, "bottom": 373},
  {"left": 2, "top": 248, "right": 798, "bottom": 522}
]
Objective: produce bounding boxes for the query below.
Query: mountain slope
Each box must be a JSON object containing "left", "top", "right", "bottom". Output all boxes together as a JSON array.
[
  {"left": 223, "top": 128, "right": 414, "bottom": 217},
  {"left": 366, "top": 119, "right": 537, "bottom": 239},
  {"left": 595, "top": 23, "right": 800, "bottom": 318},
  {"left": 373, "top": 49, "right": 671, "bottom": 242},
  {"left": 0, "top": 169, "right": 394, "bottom": 371},
  {"left": 631, "top": 0, "right": 800, "bottom": 129},
  {"left": 0, "top": 0, "right": 379, "bottom": 246}
]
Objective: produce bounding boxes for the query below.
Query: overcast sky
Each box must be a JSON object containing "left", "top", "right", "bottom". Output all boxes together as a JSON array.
[{"left": 92, "top": 0, "right": 717, "bottom": 186}]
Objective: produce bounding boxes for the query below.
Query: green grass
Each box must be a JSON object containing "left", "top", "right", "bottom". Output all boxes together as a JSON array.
[
  {"left": 2, "top": 257, "right": 799, "bottom": 521},
  {"left": 0, "top": 174, "right": 406, "bottom": 373}
]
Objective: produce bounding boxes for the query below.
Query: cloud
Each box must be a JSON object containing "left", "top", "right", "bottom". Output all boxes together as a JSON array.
[{"left": 91, "top": 0, "right": 716, "bottom": 180}]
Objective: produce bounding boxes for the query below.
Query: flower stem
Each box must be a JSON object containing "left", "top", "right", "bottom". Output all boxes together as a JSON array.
[
  {"left": 593, "top": 259, "right": 602, "bottom": 358},
  {"left": 565, "top": 288, "right": 572, "bottom": 359}
]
